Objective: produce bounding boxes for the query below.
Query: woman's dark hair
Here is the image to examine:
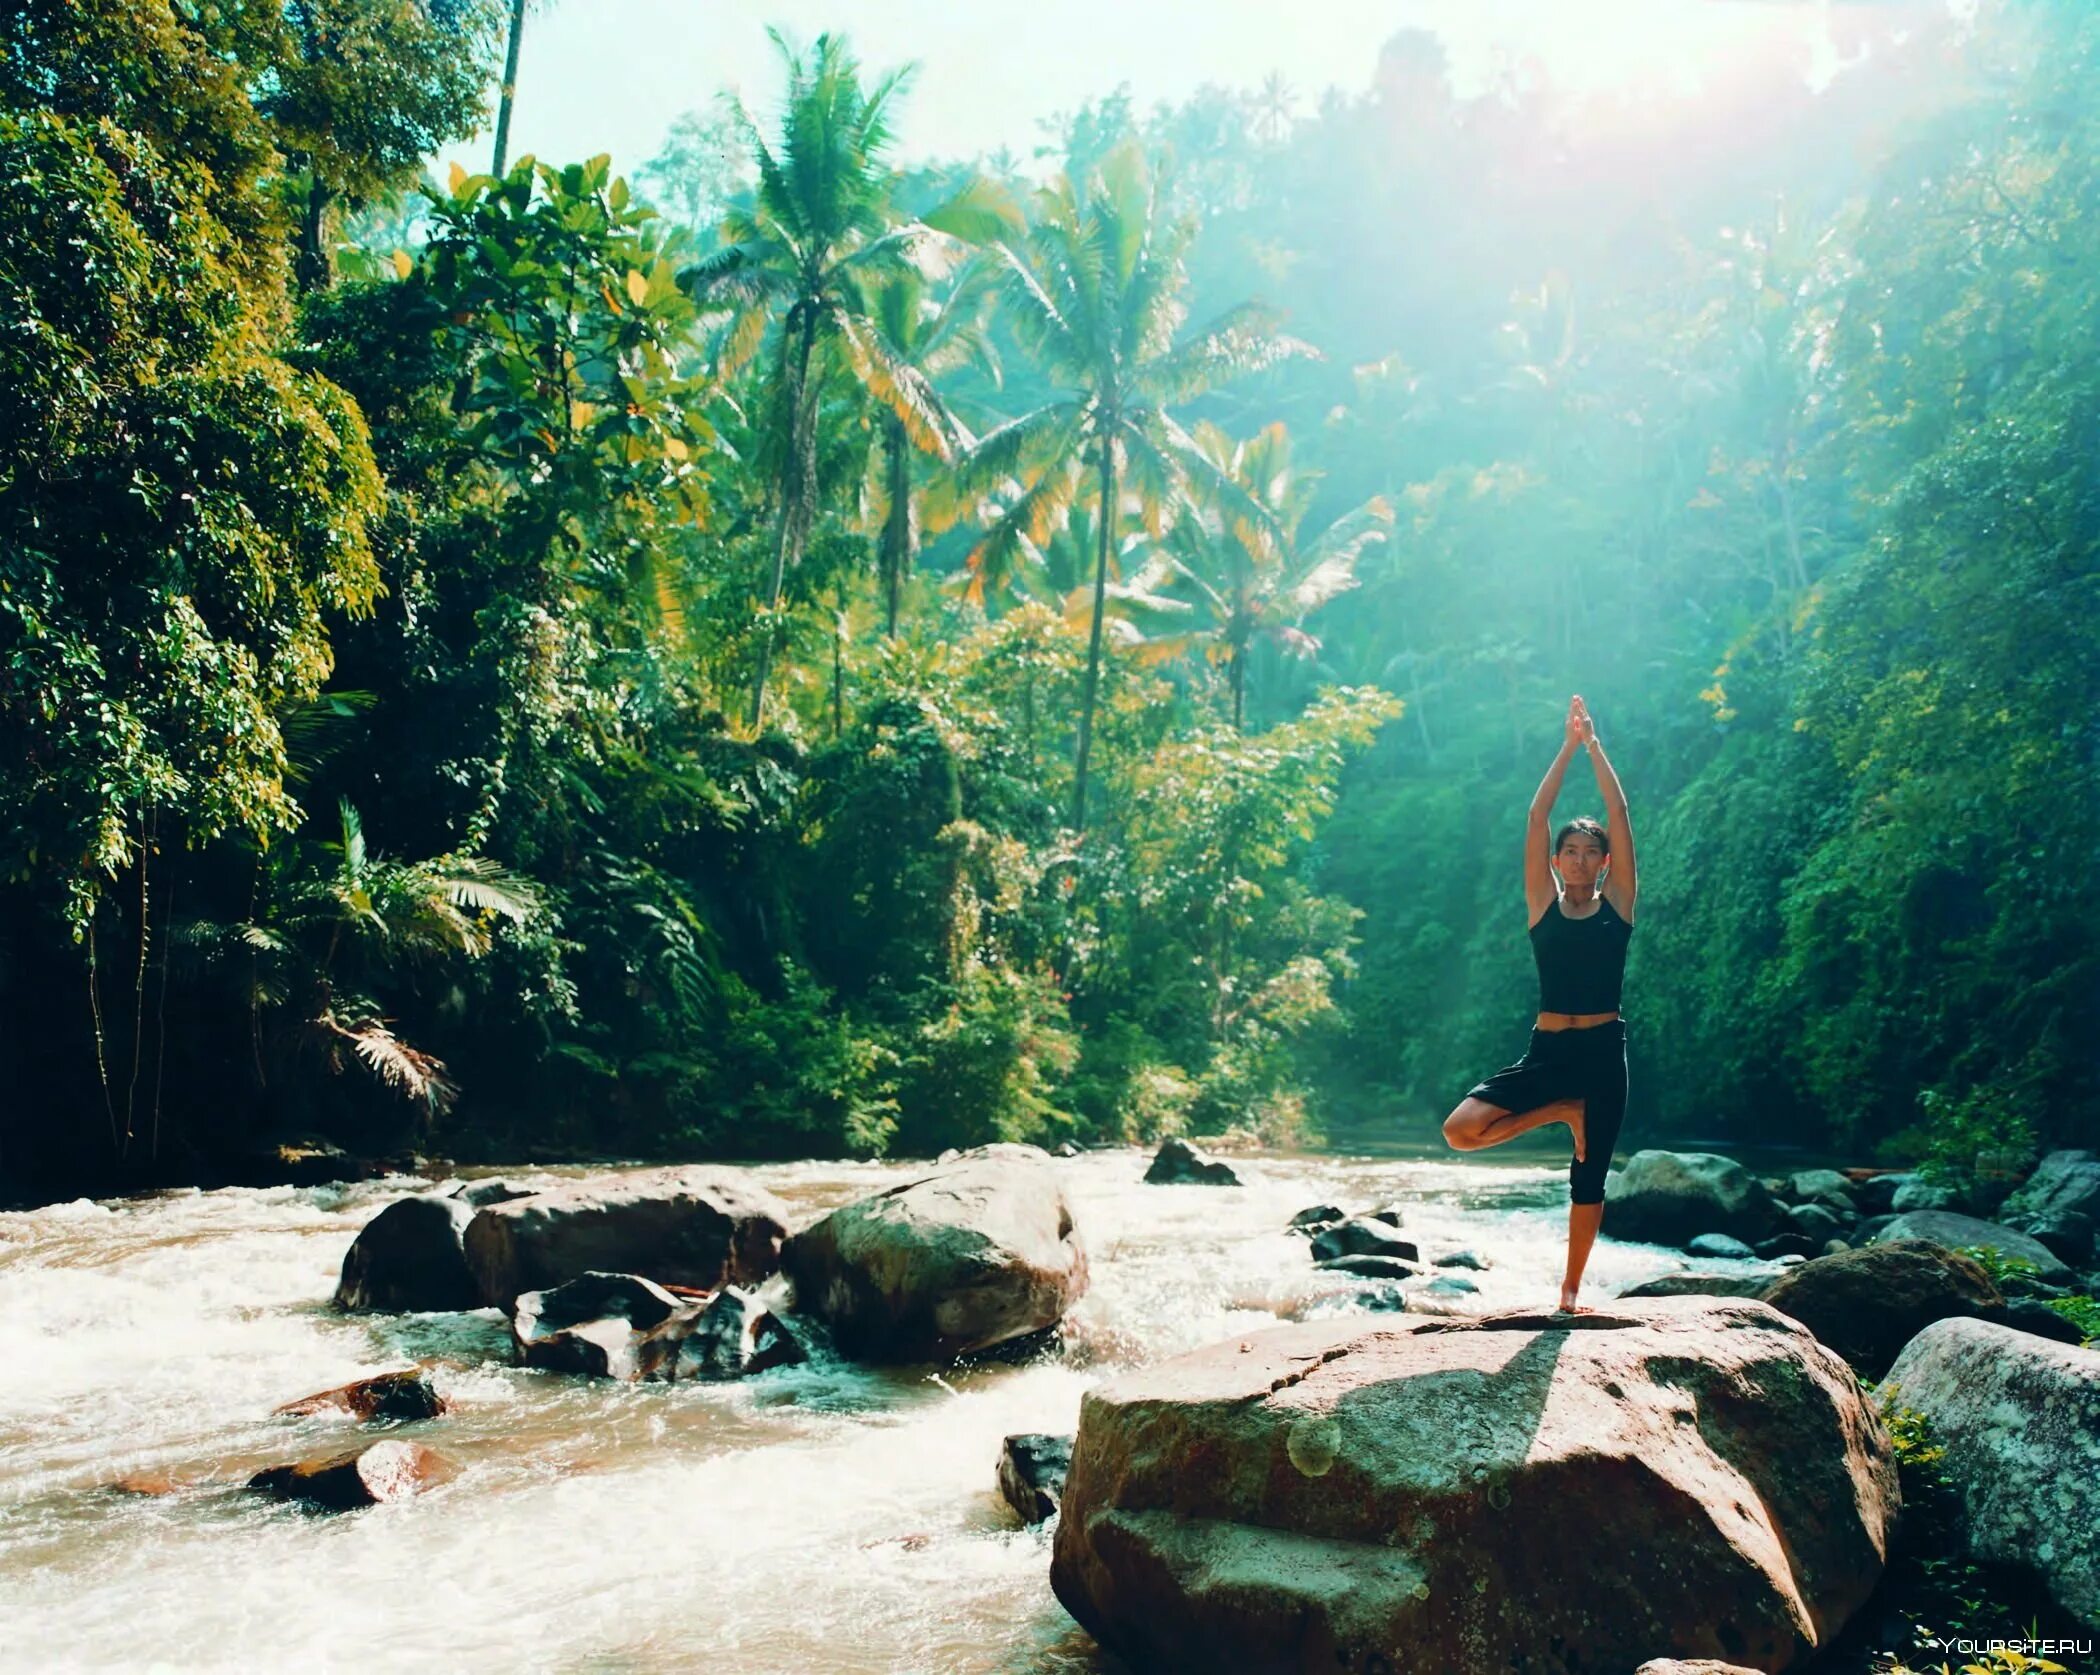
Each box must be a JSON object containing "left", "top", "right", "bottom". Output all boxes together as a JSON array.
[{"left": 1554, "top": 816, "right": 1610, "bottom": 854}]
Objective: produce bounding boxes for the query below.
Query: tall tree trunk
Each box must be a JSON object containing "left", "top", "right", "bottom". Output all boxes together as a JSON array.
[
  {"left": 295, "top": 172, "right": 333, "bottom": 293},
  {"left": 831, "top": 576, "right": 847, "bottom": 737},
  {"left": 882, "top": 416, "right": 912, "bottom": 638},
  {"left": 1071, "top": 435, "right": 1118, "bottom": 831},
  {"left": 493, "top": 0, "right": 527, "bottom": 175},
  {"left": 1231, "top": 647, "right": 1245, "bottom": 732},
  {"left": 750, "top": 307, "right": 819, "bottom": 731}
]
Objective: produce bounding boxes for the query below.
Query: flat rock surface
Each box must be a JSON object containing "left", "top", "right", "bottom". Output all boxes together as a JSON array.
[{"left": 1052, "top": 1298, "right": 1896, "bottom": 1675}]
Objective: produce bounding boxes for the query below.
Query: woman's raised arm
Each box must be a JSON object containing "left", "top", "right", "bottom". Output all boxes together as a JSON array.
[
  {"left": 1575, "top": 698, "right": 1637, "bottom": 921},
  {"left": 1526, "top": 699, "right": 1584, "bottom": 923}
]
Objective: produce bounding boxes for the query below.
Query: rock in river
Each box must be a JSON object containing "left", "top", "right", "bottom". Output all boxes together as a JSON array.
[
  {"left": 783, "top": 1152, "right": 1087, "bottom": 1363},
  {"left": 512, "top": 1271, "right": 698, "bottom": 1381},
  {"left": 463, "top": 1166, "right": 791, "bottom": 1310},
  {"left": 334, "top": 1192, "right": 480, "bottom": 1313},
  {"left": 1144, "top": 1137, "right": 1241, "bottom": 1186},
  {"left": 1051, "top": 1297, "right": 1896, "bottom": 1674},
  {"left": 1604, "top": 1151, "right": 1783, "bottom": 1248},
  {"left": 997, "top": 1432, "right": 1073, "bottom": 1524},
  {"left": 272, "top": 1367, "right": 448, "bottom": 1422},
  {"left": 248, "top": 1440, "right": 458, "bottom": 1511}
]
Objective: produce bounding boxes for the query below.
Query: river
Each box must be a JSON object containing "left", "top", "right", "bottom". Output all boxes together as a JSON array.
[{"left": 0, "top": 1139, "right": 1814, "bottom": 1674}]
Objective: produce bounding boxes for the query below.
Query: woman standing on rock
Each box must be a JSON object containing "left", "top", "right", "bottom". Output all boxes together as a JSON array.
[{"left": 1442, "top": 694, "right": 1636, "bottom": 1314}]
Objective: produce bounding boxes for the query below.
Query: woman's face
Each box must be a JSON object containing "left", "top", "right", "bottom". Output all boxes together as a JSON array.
[{"left": 1555, "top": 832, "right": 1608, "bottom": 890}]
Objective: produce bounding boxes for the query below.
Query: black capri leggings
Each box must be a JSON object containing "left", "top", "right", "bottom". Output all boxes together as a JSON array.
[{"left": 1463, "top": 1018, "right": 1628, "bottom": 1205}]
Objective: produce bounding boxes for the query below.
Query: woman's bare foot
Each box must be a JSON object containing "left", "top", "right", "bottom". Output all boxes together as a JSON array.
[
  {"left": 1564, "top": 1100, "right": 1587, "bottom": 1164},
  {"left": 1556, "top": 1290, "right": 1591, "bottom": 1314}
]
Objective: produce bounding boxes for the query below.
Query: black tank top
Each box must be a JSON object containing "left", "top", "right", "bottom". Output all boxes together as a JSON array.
[{"left": 1529, "top": 892, "right": 1632, "bottom": 1014}]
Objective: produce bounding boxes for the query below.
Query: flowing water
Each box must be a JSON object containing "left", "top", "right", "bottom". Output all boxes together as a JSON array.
[{"left": 0, "top": 1141, "right": 1804, "bottom": 1674}]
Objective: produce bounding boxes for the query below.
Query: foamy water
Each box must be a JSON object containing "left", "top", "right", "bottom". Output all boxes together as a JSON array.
[{"left": 0, "top": 1146, "right": 1748, "bottom": 1674}]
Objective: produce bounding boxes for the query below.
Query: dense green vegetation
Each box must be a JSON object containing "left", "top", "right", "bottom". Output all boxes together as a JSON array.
[{"left": 2, "top": 1, "right": 2093, "bottom": 1199}]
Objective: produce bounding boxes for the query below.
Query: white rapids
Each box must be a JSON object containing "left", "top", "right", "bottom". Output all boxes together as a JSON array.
[{"left": 0, "top": 1143, "right": 1766, "bottom": 1674}]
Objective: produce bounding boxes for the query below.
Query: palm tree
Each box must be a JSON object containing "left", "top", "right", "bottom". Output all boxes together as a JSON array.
[
  {"left": 678, "top": 29, "right": 1017, "bottom": 729},
  {"left": 1129, "top": 420, "right": 1392, "bottom": 730},
  {"left": 227, "top": 800, "right": 541, "bottom": 1117},
  {"left": 1255, "top": 71, "right": 1297, "bottom": 145},
  {"left": 864, "top": 257, "right": 1001, "bottom": 638},
  {"left": 959, "top": 137, "right": 1315, "bottom": 827}
]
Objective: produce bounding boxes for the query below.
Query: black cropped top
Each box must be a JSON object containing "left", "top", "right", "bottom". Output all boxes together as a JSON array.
[{"left": 1529, "top": 892, "right": 1632, "bottom": 1014}]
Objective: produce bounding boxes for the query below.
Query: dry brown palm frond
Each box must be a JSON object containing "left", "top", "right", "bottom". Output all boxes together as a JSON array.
[{"left": 313, "top": 1010, "right": 459, "bottom": 1114}]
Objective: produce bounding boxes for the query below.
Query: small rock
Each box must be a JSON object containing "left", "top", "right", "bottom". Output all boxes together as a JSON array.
[
  {"left": 105, "top": 1472, "right": 185, "bottom": 1497},
  {"left": 248, "top": 1440, "right": 458, "bottom": 1510},
  {"left": 1433, "top": 1250, "right": 1488, "bottom": 1271},
  {"left": 1143, "top": 1137, "right": 1240, "bottom": 1186},
  {"left": 1685, "top": 1233, "right": 1756, "bottom": 1259},
  {"left": 513, "top": 1271, "right": 698, "bottom": 1382},
  {"left": 1616, "top": 1270, "right": 1787, "bottom": 1302},
  {"left": 1309, "top": 1217, "right": 1418, "bottom": 1264},
  {"left": 1754, "top": 1232, "right": 1820, "bottom": 1259},
  {"left": 1890, "top": 1177, "right": 1962, "bottom": 1214},
  {"left": 1285, "top": 1204, "right": 1346, "bottom": 1234},
  {"left": 450, "top": 1177, "right": 535, "bottom": 1208},
  {"left": 672, "top": 1285, "right": 804, "bottom": 1380},
  {"left": 1850, "top": 1172, "right": 1909, "bottom": 1215},
  {"left": 997, "top": 1432, "right": 1073, "bottom": 1523},
  {"left": 1786, "top": 1202, "right": 1845, "bottom": 1240},
  {"left": 1315, "top": 1255, "right": 1421, "bottom": 1281},
  {"left": 272, "top": 1367, "right": 447, "bottom": 1422},
  {"left": 1421, "top": 1274, "right": 1478, "bottom": 1295},
  {"left": 1787, "top": 1170, "right": 1858, "bottom": 1211}
]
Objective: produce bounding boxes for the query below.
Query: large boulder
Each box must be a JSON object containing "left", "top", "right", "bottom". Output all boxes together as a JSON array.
[
  {"left": 1883, "top": 1317, "right": 2100, "bottom": 1630},
  {"left": 782, "top": 1154, "right": 1087, "bottom": 1363},
  {"left": 334, "top": 1192, "right": 479, "bottom": 1312},
  {"left": 2021, "top": 1210, "right": 2096, "bottom": 1268},
  {"left": 2002, "top": 1150, "right": 2100, "bottom": 1231},
  {"left": 1604, "top": 1152, "right": 1783, "bottom": 1248},
  {"left": 1758, "top": 1240, "right": 2003, "bottom": 1380},
  {"left": 1051, "top": 1299, "right": 1896, "bottom": 1674},
  {"left": 462, "top": 1167, "right": 790, "bottom": 1309},
  {"left": 1869, "top": 1210, "right": 2073, "bottom": 1283},
  {"left": 1144, "top": 1137, "right": 1240, "bottom": 1186}
]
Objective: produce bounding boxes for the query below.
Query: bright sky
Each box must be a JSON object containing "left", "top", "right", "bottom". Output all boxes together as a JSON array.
[{"left": 435, "top": 0, "right": 1848, "bottom": 183}]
